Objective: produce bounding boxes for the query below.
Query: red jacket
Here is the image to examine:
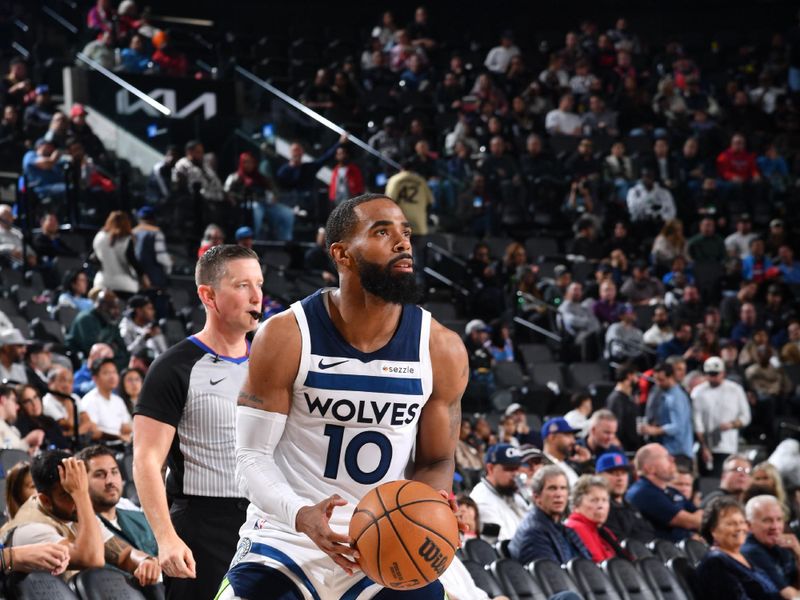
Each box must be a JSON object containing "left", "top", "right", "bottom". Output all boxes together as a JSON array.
[
  {"left": 564, "top": 512, "right": 618, "bottom": 563},
  {"left": 328, "top": 163, "right": 365, "bottom": 202},
  {"left": 716, "top": 149, "right": 760, "bottom": 182}
]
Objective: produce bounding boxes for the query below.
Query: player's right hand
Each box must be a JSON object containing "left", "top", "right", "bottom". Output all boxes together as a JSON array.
[
  {"left": 158, "top": 535, "right": 196, "bottom": 579},
  {"left": 296, "top": 494, "right": 360, "bottom": 576}
]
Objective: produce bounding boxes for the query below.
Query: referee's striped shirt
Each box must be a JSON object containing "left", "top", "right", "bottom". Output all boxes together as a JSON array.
[{"left": 135, "top": 336, "right": 249, "bottom": 498}]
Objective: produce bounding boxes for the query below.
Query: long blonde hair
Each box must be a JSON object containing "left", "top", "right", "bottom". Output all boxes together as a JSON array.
[
  {"left": 751, "top": 462, "right": 789, "bottom": 514},
  {"left": 659, "top": 219, "right": 685, "bottom": 249}
]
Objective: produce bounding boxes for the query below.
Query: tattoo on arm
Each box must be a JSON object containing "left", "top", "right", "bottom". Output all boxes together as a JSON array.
[
  {"left": 238, "top": 391, "right": 264, "bottom": 408},
  {"left": 105, "top": 535, "right": 130, "bottom": 565},
  {"left": 448, "top": 396, "right": 461, "bottom": 441}
]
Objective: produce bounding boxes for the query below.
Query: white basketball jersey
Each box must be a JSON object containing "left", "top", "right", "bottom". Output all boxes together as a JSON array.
[{"left": 267, "top": 289, "right": 433, "bottom": 529}]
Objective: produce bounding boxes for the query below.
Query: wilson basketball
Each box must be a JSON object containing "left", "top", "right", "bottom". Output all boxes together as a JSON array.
[{"left": 349, "top": 480, "right": 459, "bottom": 590}]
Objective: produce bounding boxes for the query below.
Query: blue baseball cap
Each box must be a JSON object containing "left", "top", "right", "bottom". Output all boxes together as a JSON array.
[
  {"left": 485, "top": 444, "right": 522, "bottom": 467},
  {"left": 541, "top": 417, "right": 580, "bottom": 441},
  {"left": 137, "top": 206, "right": 155, "bottom": 219},
  {"left": 595, "top": 452, "right": 631, "bottom": 473},
  {"left": 235, "top": 226, "right": 254, "bottom": 241}
]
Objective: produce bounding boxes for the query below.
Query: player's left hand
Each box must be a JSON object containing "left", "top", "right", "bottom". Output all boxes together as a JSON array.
[
  {"left": 437, "top": 490, "right": 469, "bottom": 540},
  {"left": 133, "top": 556, "right": 161, "bottom": 587}
]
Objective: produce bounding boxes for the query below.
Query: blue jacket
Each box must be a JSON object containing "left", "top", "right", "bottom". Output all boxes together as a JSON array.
[{"left": 509, "top": 508, "right": 591, "bottom": 565}]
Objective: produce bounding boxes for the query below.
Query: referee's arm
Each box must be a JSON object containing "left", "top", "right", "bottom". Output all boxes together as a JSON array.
[{"left": 133, "top": 416, "right": 196, "bottom": 579}]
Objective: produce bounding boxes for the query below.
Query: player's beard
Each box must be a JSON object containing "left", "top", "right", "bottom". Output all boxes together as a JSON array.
[{"left": 355, "top": 254, "right": 422, "bottom": 305}]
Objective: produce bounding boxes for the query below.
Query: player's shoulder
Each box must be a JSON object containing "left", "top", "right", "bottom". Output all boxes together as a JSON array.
[
  {"left": 427, "top": 317, "right": 467, "bottom": 367},
  {"left": 253, "top": 309, "right": 300, "bottom": 343}
]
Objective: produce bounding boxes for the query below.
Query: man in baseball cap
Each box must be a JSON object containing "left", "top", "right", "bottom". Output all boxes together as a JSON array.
[
  {"left": 234, "top": 226, "right": 254, "bottom": 249},
  {"left": 595, "top": 452, "right": 656, "bottom": 542},
  {"left": 541, "top": 417, "right": 590, "bottom": 486},
  {"left": 468, "top": 443, "right": 529, "bottom": 540},
  {"left": 690, "top": 355, "right": 750, "bottom": 475},
  {"left": 0, "top": 328, "right": 31, "bottom": 383}
]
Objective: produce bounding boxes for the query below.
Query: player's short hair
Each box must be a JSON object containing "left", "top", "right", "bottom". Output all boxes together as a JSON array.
[
  {"left": 195, "top": 244, "right": 259, "bottom": 288},
  {"left": 324, "top": 193, "right": 391, "bottom": 250},
  {"left": 31, "top": 450, "right": 72, "bottom": 495}
]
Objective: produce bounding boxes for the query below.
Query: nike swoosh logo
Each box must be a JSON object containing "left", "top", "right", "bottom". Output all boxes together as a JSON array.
[
  {"left": 318, "top": 359, "right": 349, "bottom": 370},
  {"left": 210, "top": 378, "right": 226, "bottom": 385}
]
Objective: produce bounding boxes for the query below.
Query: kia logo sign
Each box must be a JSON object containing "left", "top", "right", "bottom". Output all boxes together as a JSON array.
[{"left": 115, "top": 88, "right": 218, "bottom": 119}]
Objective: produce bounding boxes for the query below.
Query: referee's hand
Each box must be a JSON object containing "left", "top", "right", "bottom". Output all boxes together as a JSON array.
[{"left": 158, "top": 534, "right": 196, "bottom": 578}]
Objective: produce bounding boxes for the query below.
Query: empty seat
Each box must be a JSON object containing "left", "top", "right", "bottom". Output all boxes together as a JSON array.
[
  {"left": 567, "top": 362, "right": 609, "bottom": 390},
  {"left": 52, "top": 256, "right": 86, "bottom": 281},
  {"left": 0, "top": 449, "right": 31, "bottom": 473},
  {"left": 638, "top": 556, "right": 691, "bottom": 600},
  {"left": 495, "top": 539, "right": 511, "bottom": 558},
  {"left": 30, "top": 318, "right": 65, "bottom": 344},
  {"left": 648, "top": 539, "right": 684, "bottom": 563},
  {"left": 603, "top": 556, "right": 657, "bottom": 600},
  {"left": 529, "top": 559, "right": 582, "bottom": 597},
  {"left": 54, "top": 305, "right": 79, "bottom": 329},
  {"left": 620, "top": 539, "right": 653, "bottom": 560},
  {"left": 73, "top": 567, "right": 146, "bottom": 600},
  {"left": 261, "top": 248, "right": 292, "bottom": 271},
  {"left": 11, "top": 284, "right": 36, "bottom": 304},
  {"left": 462, "top": 559, "right": 505, "bottom": 597},
  {"left": 677, "top": 538, "right": 708, "bottom": 567},
  {"left": 568, "top": 557, "right": 622, "bottom": 600},
  {"left": 463, "top": 538, "right": 498, "bottom": 566},
  {"left": 8, "top": 315, "right": 31, "bottom": 339},
  {"left": 0, "top": 296, "right": 19, "bottom": 317},
  {"left": 13, "top": 571, "right": 79, "bottom": 599},
  {"left": 529, "top": 362, "right": 565, "bottom": 389},
  {"left": 160, "top": 318, "right": 187, "bottom": 346},
  {"left": 0, "top": 268, "right": 24, "bottom": 288},
  {"left": 525, "top": 237, "right": 560, "bottom": 259},
  {"left": 423, "top": 301, "right": 458, "bottom": 322},
  {"left": 666, "top": 556, "right": 698, "bottom": 600},
  {"left": 20, "top": 300, "right": 50, "bottom": 322},
  {"left": 490, "top": 559, "right": 548, "bottom": 600},
  {"left": 490, "top": 389, "right": 515, "bottom": 413},
  {"left": 167, "top": 288, "right": 191, "bottom": 311},
  {"left": 519, "top": 343, "right": 554, "bottom": 363},
  {"left": 185, "top": 305, "right": 207, "bottom": 331},
  {"left": 493, "top": 362, "right": 527, "bottom": 389}
]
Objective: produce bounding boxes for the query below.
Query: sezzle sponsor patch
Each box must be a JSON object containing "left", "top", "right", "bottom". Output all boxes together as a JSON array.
[{"left": 381, "top": 364, "right": 416, "bottom": 374}]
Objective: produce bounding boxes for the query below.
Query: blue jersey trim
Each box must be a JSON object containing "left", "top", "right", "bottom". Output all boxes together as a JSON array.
[
  {"left": 187, "top": 336, "right": 250, "bottom": 364},
  {"left": 340, "top": 576, "right": 374, "bottom": 600},
  {"left": 305, "top": 371, "right": 423, "bottom": 395},
  {"left": 249, "top": 542, "right": 322, "bottom": 600}
]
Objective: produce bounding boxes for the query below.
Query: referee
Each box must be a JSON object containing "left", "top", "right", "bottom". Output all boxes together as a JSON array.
[{"left": 133, "top": 245, "right": 263, "bottom": 599}]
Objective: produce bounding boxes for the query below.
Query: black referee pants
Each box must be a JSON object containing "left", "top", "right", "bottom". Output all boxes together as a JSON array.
[{"left": 166, "top": 496, "right": 248, "bottom": 600}]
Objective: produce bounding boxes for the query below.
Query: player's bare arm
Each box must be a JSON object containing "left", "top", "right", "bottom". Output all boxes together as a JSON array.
[
  {"left": 133, "top": 415, "right": 196, "bottom": 578},
  {"left": 412, "top": 320, "right": 468, "bottom": 493},
  {"left": 236, "top": 310, "right": 359, "bottom": 574}
]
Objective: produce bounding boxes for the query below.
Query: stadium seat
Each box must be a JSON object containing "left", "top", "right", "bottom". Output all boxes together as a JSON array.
[
  {"left": 261, "top": 247, "right": 292, "bottom": 271},
  {"left": 519, "top": 343, "right": 555, "bottom": 363},
  {"left": 489, "top": 558, "right": 548, "bottom": 600},
  {"left": 567, "top": 557, "right": 622, "bottom": 600},
  {"left": 490, "top": 389, "right": 516, "bottom": 413},
  {"left": 160, "top": 318, "right": 187, "bottom": 347},
  {"left": 8, "top": 315, "right": 32, "bottom": 339},
  {"left": 166, "top": 288, "right": 191, "bottom": 312},
  {"left": 602, "top": 556, "right": 657, "bottom": 600},
  {"left": 72, "top": 567, "right": 146, "bottom": 600},
  {"left": 54, "top": 305, "right": 79, "bottom": 329},
  {"left": 52, "top": 256, "right": 86, "bottom": 282},
  {"left": 11, "top": 284, "right": 36, "bottom": 304},
  {"left": 451, "top": 234, "right": 480, "bottom": 259},
  {"left": 633, "top": 305, "right": 655, "bottom": 331},
  {"left": 638, "top": 556, "right": 691, "bottom": 600},
  {"left": 528, "top": 362, "right": 566, "bottom": 390},
  {"left": 567, "top": 362, "right": 609, "bottom": 390},
  {"left": 186, "top": 305, "right": 207, "bottom": 331},
  {"left": 620, "top": 539, "right": 653, "bottom": 560},
  {"left": 461, "top": 559, "right": 504, "bottom": 597},
  {"left": 20, "top": 300, "right": 51, "bottom": 323},
  {"left": 31, "top": 317, "right": 65, "bottom": 344},
  {"left": 24, "top": 271, "right": 45, "bottom": 290},
  {"left": 423, "top": 301, "right": 458, "bottom": 322},
  {"left": 0, "top": 268, "right": 24, "bottom": 288},
  {"left": 493, "top": 362, "right": 527, "bottom": 389},
  {"left": 463, "top": 538, "right": 498, "bottom": 566},
  {"left": 529, "top": 559, "right": 582, "bottom": 597},
  {"left": 13, "top": 571, "right": 79, "bottom": 599},
  {"left": 677, "top": 538, "right": 708, "bottom": 567},
  {"left": 666, "top": 556, "right": 698, "bottom": 600},
  {"left": 647, "top": 539, "right": 684, "bottom": 563},
  {"left": 0, "top": 296, "right": 20, "bottom": 317},
  {"left": 484, "top": 236, "right": 512, "bottom": 259},
  {"left": 495, "top": 539, "right": 511, "bottom": 558},
  {"left": 525, "top": 237, "right": 560, "bottom": 260},
  {"left": 0, "top": 449, "right": 32, "bottom": 474}
]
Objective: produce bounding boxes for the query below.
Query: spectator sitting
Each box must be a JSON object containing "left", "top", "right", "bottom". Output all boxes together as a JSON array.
[
  {"left": 57, "top": 270, "right": 94, "bottom": 313},
  {"left": 173, "top": 140, "right": 228, "bottom": 227},
  {"left": 455, "top": 418, "right": 484, "bottom": 488},
  {"left": 484, "top": 31, "right": 521, "bottom": 74},
  {"left": 702, "top": 454, "right": 754, "bottom": 508},
  {"left": 118, "top": 295, "right": 167, "bottom": 358},
  {"left": 642, "top": 361, "right": 694, "bottom": 458},
  {"left": 23, "top": 85, "right": 54, "bottom": 138},
  {"left": 92, "top": 211, "right": 146, "bottom": 300},
  {"left": 21, "top": 138, "right": 65, "bottom": 209},
  {"left": 76, "top": 445, "right": 156, "bottom": 556},
  {"left": 742, "top": 237, "right": 773, "bottom": 284},
  {"left": 0, "top": 58, "right": 32, "bottom": 108},
  {"left": 68, "top": 104, "right": 106, "bottom": 162},
  {"left": 642, "top": 138, "right": 680, "bottom": 190},
  {"left": 79, "top": 358, "right": 131, "bottom": 443},
  {"left": 605, "top": 305, "right": 646, "bottom": 363},
  {"left": 581, "top": 95, "right": 619, "bottom": 137},
  {"left": 503, "top": 403, "right": 538, "bottom": 447},
  {"left": 32, "top": 213, "right": 77, "bottom": 263},
  {"left": 66, "top": 290, "right": 129, "bottom": 372},
  {"left": 80, "top": 30, "right": 116, "bottom": 71},
  {"left": 0, "top": 384, "right": 43, "bottom": 455},
  {"left": 5, "top": 461, "right": 35, "bottom": 519},
  {"left": 597, "top": 452, "right": 657, "bottom": 543},
  {"left": 43, "top": 111, "right": 69, "bottom": 149},
  {"left": 15, "top": 384, "right": 69, "bottom": 450},
  {"left": 651, "top": 218, "right": 689, "bottom": 271},
  {"left": 724, "top": 214, "right": 757, "bottom": 260},
  {"left": 579, "top": 409, "right": 625, "bottom": 458},
  {"left": 620, "top": 260, "right": 665, "bottom": 305},
  {"left": 542, "top": 417, "right": 591, "bottom": 486},
  {"left": 643, "top": 304, "right": 674, "bottom": 348},
  {"left": 593, "top": 280, "right": 626, "bottom": 327},
  {"left": 145, "top": 145, "right": 179, "bottom": 205},
  {"left": 564, "top": 392, "right": 593, "bottom": 438},
  {"left": 197, "top": 223, "right": 225, "bottom": 259},
  {"left": 509, "top": 465, "right": 591, "bottom": 564},
  {"left": 0, "top": 451, "right": 160, "bottom": 584},
  {"left": 739, "top": 329, "right": 774, "bottom": 369},
  {"left": 0, "top": 328, "right": 29, "bottom": 383},
  {"left": 625, "top": 443, "right": 702, "bottom": 541},
  {"left": 468, "top": 444, "right": 529, "bottom": 541},
  {"left": 741, "top": 495, "right": 800, "bottom": 598},
  {"left": 775, "top": 245, "right": 800, "bottom": 285},
  {"left": 545, "top": 93, "right": 582, "bottom": 136},
  {"left": 717, "top": 133, "right": 761, "bottom": 184},
  {"left": 275, "top": 135, "right": 346, "bottom": 214},
  {"left": 86, "top": 0, "right": 115, "bottom": 33},
  {"left": 688, "top": 216, "right": 727, "bottom": 264},
  {"left": 565, "top": 475, "right": 628, "bottom": 563},
  {"left": 626, "top": 168, "right": 676, "bottom": 224},
  {"left": 119, "top": 34, "right": 151, "bottom": 74},
  {"left": 118, "top": 368, "right": 143, "bottom": 415},
  {"left": 558, "top": 282, "right": 602, "bottom": 359},
  {"left": 672, "top": 283, "right": 704, "bottom": 325},
  {"left": 731, "top": 302, "right": 760, "bottom": 348},
  {"left": 303, "top": 227, "right": 337, "bottom": 285},
  {"left": 696, "top": 496, "right": 781, "bottom": 600},
  {"left": 43, "top": 365, "right": 100, "bottom": 441},
  {"left": 692, "top": 357, "right": 751, "bottom": 474},
  {"left": 604, "top": 141, "right": 635, "bottom": 202},
  {"left": 656, "top": 320, "right": 693, "bottom": 361},
  {"left": 151, "top": 31, "right": 188, "bottom": 77}
]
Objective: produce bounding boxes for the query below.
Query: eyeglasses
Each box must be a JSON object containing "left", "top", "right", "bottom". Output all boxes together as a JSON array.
[{"left": 727, "top": 466, "right": 752, "bottom": 474}]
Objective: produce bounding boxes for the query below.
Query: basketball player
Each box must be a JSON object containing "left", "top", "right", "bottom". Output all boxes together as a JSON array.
[
  {"left": 217, "top": 194, "right": 468, "bottom": 600},
  {"left": 133, "top": 245, "right": 263, "bottom": 599}
]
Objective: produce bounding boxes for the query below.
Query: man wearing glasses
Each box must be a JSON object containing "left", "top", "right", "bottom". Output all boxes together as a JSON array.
[
  {"left": 700, "top": 454, "right": 753, "bottom": 508},
  {"left": 691, "top": 356, "right": 751, "bottom": 476}
]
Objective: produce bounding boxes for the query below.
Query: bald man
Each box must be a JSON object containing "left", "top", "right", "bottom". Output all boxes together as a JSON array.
[{"left": 625, "top": 443, "right": 702, "bottom": 541}]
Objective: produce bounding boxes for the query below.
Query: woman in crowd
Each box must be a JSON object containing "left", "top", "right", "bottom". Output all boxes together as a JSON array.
[
  {"left": 118, "top": 367, "right": 144, "bottom": 415},
  {"left": 56, "top": 269, "right": 94, "bottom": 312},
  {"left": 92, "top": 210, "right": 147, "bottom": 300},
  {"left": 5, "top": 461, "right": 35, "bottom": 519},
  {"left": 564, "top": 475, "right": 626, "bottom": 563},
  {"left": 750, "top": 462, "right": 791, "bottom": 518},
  {"left": 14, "top": 384, "right": 69, "bottom": 450},
  {"left": 455, "top": 493, "right": 481, "bottom": 541},
  {"left": 651, "top": 219, "right": 689, "bottom": 272},
  {"left": 487, "top": 319, "right": 516, "bottom": 363},
  {"left": 696, "top": 497, "right": 782, "bottom": 599}
]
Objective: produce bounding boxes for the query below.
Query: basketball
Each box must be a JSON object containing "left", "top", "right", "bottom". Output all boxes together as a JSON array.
[{"left": 349, "top": 480, "right": 459, "bottom": 590}]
